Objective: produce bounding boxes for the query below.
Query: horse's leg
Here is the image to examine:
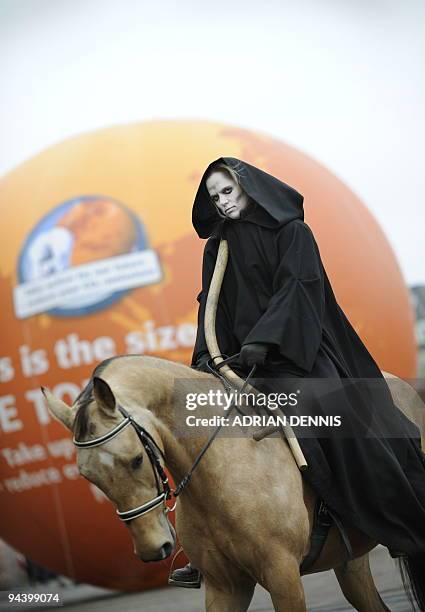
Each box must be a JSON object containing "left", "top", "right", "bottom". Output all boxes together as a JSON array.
[
  {"left": 204, "top": 575, "right": 255, "bottom": 612},
  {"left": 334, "top": 554, "right": 390, "bottom": 611},
  {"left": 194, "top": 546, "right": 256, "bottom": 612},
  {"left": 261, "top": 555, "right": 306, "bottom": 612}
]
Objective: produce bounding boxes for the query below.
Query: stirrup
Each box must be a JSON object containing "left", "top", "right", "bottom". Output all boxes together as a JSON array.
[
  {"left": 168, "top": 548, "right": 202, "bottom": 589},
  {"left": 168, "top": 570, "right": 202, "bottom": 589}
]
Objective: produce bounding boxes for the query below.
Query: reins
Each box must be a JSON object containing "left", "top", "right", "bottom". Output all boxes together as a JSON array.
[{"left": 173, "top": 356, "right": 257, "bottom": 497}]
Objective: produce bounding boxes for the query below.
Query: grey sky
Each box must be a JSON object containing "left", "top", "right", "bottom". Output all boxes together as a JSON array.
[{"left": 1, "top": 0, "right": 424, "bottom": 284}]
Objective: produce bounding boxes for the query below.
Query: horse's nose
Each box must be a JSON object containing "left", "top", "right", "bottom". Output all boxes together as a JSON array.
[
  {"left": 159, "top": 541, "right": 173, "bottom": 559},
  {"left": 137, "top": 541, "right": 174, "bottom": 562}
]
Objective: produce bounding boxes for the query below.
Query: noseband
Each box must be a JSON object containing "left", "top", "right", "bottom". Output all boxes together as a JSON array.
[{"left": 73, "top": 405, "right": 173, "bottom": 523}]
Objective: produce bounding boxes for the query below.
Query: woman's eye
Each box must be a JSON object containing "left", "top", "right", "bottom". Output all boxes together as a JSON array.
[
  {"left": 223, "top": 187, "right": 232, "bottom": 194},
  {"left": 131, "top": 455, "right": 143, "bottom": 470}
]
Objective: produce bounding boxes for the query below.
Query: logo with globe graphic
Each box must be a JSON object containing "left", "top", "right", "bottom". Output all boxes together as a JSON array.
[{"left": 14, "top": 196, "right": 162, "bottom": 318}]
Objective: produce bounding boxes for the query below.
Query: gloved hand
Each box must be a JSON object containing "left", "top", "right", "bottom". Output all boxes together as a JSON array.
[
  {"left": 191, "top": 353, "right": 211, "bottom": 373},
  {"left": 239, "top": 343, "right": 270, "bottom": 368}
]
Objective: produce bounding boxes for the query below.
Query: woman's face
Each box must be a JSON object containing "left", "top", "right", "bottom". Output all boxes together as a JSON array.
[{"left": 206, "top": 170, "right": 250, "bottom": 220}]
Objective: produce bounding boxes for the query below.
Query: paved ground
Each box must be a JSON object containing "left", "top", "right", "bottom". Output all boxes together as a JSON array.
[{"left": 0, "top": 546, "right": 413, "bottom": 611}]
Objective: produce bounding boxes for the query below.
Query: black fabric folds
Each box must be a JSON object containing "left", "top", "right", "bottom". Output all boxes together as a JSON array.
[{"left": 191, "top": 157, "right": 425, "bottom": 556}]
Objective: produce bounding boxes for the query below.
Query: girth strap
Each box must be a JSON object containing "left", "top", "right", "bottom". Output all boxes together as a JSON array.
[{"left": 300, "top": 500, "right": 353, "bottom": 572}]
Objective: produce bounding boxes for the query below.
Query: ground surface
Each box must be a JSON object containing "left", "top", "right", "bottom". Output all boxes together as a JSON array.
[{"left": 0, "top": 546, "right": 413, "bottom": 611}]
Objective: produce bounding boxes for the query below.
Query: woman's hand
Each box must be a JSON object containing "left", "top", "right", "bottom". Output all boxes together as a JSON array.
[
  {"left": 239, "top": 343, "right": 270, "bottom": 368},
  {"left": 191, "top": 353, "right": 211, "bottom": 373}
]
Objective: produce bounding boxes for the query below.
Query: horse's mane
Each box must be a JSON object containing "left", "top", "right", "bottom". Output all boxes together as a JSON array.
[
  {"left": 73, "top": 356, "right": 120, "bottom": 440},
  {"left": 72, "top": 354, "right": 206, "bottom": 441}
]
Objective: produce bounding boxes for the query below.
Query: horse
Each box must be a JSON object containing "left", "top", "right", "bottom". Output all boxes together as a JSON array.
[{"left": 44, "top": 354, "right": 425, "bottom": 611}]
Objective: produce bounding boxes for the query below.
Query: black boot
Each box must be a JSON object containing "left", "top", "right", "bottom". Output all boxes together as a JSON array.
[{"left": 168, "top": 563, "right": 202, "bottom": 588}]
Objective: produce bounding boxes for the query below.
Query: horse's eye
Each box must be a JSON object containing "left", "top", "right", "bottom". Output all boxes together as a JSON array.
[{"left": 131, "top": 454, "right": 143, "bottom": 470}]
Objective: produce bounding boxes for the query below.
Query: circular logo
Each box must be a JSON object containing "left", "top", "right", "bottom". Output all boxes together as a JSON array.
[{"left": 16, "top": 195, "right": 161, "bottom": 317}]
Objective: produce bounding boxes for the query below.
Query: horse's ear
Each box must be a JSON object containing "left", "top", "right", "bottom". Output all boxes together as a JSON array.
[
  {"left": 42, "top": 387, "right": 75, "bottom": 431},
  {"left": 93, "top": 377, "right": 116, "bottom": 415}
]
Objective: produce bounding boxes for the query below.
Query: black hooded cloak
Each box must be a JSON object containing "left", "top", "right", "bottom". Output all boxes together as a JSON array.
[{"left": 192, "top": 157, "right": 425, "bottom": 556}]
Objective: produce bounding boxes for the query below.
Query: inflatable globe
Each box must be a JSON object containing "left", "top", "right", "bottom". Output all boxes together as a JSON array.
[{"left": 0, "top": 121, "right": 416, "bottom": 589}]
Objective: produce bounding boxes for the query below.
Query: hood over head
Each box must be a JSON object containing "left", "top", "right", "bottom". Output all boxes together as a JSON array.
[{"left": 192, "top": 157, "right": 304, "bottom": 238}]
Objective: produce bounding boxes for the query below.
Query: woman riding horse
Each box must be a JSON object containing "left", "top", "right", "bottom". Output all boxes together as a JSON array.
[{"left": 171, "top": 157, "right": 425, "bottom": 589}]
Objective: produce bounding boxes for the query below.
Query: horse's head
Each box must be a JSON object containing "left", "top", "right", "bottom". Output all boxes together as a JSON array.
[{"left": 43, "top": 375, "right": 176, "bottom": 562}]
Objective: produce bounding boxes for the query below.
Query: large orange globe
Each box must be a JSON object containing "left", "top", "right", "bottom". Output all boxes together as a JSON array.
[{"left": 0, "top": 121, "right": 416, "bottom": 589}]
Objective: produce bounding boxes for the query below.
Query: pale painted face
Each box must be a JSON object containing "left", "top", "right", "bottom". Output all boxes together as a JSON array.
[{"left": 206, "top": 170, "right": 251, "bottom": 220}]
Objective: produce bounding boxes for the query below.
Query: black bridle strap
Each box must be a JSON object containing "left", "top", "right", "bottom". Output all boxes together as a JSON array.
[
  {"left": 117, "top": 493, "right": 167, "bottom": 521},
  {"left": 208, "top": 353, "right": 239, "bottom": 370},
  {"left": 73, "top": 403, "right": 172, "bottom": 523},
  {"left": 204, "top": 353, "right": 240, "bottom": 394},
  {"left": 73, "top": 417, "right": 132, "bottom": 448},
  {"left": 118, "top": 405, "right": 171, "bottom": 499}
]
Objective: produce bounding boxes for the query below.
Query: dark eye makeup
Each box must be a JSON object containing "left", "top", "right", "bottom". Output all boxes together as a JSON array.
[{"left": 210, "top": 186, "right": 233, "bottom": 203}]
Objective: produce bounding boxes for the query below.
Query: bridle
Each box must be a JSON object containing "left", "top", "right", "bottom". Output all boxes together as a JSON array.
[
  {"left": 72, "top": 355, "right": 256, "bottom": 524},
  {"left": 73, "top": 404, "right": 173, "bottom": 522}
]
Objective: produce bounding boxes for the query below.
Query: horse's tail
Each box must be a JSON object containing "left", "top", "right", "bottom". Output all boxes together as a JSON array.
[{"left": 398, "top": 554, "right": 425, "bottom": 611}]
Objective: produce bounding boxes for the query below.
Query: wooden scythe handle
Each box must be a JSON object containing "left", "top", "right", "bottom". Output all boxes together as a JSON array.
[{"left": 204, "top": 238, "right": 308, "bottom": 471}]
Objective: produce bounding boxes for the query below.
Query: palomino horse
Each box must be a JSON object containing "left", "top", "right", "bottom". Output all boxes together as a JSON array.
[{"left": 44, "top": 355, "right": 425, "bottom": 611}]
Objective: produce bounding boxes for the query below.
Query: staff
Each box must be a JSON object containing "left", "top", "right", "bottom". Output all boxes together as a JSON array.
[{"left": 204, "top": 238, "right": 308, "bottom": 471}]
